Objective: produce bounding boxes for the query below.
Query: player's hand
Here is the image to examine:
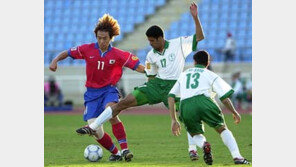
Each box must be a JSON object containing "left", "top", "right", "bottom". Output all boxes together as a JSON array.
[
  {"left": 49, "top": 60, "right": 58, "bottom": 72},
  {"left": 233, "top": 113, "right": 241, "bottom": 124},
  {"left": 190, "top": 2, "right": 198, "bottom": 18},
  {"left": 171, "top": 120, "right": 181, "bottom": 136}
]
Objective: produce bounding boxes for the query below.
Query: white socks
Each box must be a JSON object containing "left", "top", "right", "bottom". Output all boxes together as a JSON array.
[
  {"left": 89, "top": 106, "right": 113, "bottom": 130},
  {"left": 187, "top": 132, "right": 197, "bottom": 151},
  {"left": 220, "top": 129, "right": 243, "bottom": 159},
  {"left": 193, "top": 134, "right": 206, "bottom": 149}
]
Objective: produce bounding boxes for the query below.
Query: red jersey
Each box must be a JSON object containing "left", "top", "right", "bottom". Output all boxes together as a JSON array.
[{"left": 68, "top": 43, "right": 140, "bottom": 88}]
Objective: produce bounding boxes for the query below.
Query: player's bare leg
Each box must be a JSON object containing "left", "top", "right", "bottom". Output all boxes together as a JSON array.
[
  {"left": 84, "top": 118, "right": 122, "bottom": 161},
  {"left": 111, "top": 93, "right": 138, "bottom": 117},
  {"left": 76, "top": 95, "right": 137, "bottom": 161},
  {"left": 76, "top": 94, "right": 138, "bottom": 135}
]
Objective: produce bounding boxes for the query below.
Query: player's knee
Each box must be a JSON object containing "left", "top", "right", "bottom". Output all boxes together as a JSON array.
[
  {"left": 87, "top": 118, "right": 105, "bottom": 139},
  {"left": 109, "top": 116, "right": 121, "bottom": 124},
  {"left": 215, "top": 125, "right": 227, "bottom": 134},
  {"left": 95, "top": 125, "right": 104, "bottom": 140}
]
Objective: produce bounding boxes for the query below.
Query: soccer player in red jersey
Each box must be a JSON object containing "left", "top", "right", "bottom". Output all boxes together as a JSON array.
[{"left": 49, "top": 14, "right": 145, "bottom": 162}]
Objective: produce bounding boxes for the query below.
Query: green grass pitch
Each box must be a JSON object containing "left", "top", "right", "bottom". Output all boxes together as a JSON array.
[{"left": 45, "top": 113, "right": 252, "bottom": 167}]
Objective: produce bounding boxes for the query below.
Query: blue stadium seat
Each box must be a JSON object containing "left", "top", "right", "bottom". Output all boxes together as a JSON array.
[
  {"left": 47, "top": 0, "right": 252, "bottom": 66},
  {"left": 220, "top": 2, "right": 230, "bottom": 12},
  {"left": 45, "top": 0, "right": 54, "bottom": 9},
  {"left": 229, "top": 21, "right": 237, "bottom": 29},
  {"left": 46, "top": 43, "right": 54, "bottom": 51},
  {"left": 146, "top": 6, "right": 155, "bottom": 15},
  {"left": 238, "top": 21, "right": 247, "bottom": 29},
  {"left": 156, "top": 0, "right": 165, "bottom": 6},
  {"left": 246, "top": 38, "right": 252, "bottom": 47}
]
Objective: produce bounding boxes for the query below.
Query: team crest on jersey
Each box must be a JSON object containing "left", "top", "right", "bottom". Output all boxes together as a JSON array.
[
  {"left": 168, "top": 53, "right": 176, "bottom": 61},
  {"left": 131, "top": 56, "right": 138, "bottom": 61},
  {"left": 109, "top": 59, "right": 115, "bottom": 64},
  {"left": 70, "top": 47, "right": 77, "bottom": 51}
]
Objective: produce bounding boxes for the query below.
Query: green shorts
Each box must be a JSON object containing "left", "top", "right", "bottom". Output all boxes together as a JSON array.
[
  {"left": 179, "top": 95, "right": 225, "bottom": 134},
  {"left": 132, "top": 77, "right": 179, "bottom": 108}
]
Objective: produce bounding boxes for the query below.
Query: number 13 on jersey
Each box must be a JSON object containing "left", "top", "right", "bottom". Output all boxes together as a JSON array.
[{"left": 186, "top": 72, "right": 200, "bottom": 89}]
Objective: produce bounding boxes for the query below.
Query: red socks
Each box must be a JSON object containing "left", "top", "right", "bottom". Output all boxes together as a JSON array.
[
  {"left": 112, "top": 122, "right": 128, "bottom": 150},
  {"left": 96, "top": 122, "right": 128, "bottom": 154},
  {"left": 96, "top": 132, "right": 119, "bottom": 154}
]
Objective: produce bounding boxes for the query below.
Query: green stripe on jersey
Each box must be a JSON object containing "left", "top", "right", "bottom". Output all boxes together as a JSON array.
[
  {"left": 168, "top": 93, "right": 176, "bottom": 98},
  {"left": 192, "top": 34, "right": 197, "bottom": 51},
  {"left": 219, "top": 89, "right": 234, "bottom": 101}
]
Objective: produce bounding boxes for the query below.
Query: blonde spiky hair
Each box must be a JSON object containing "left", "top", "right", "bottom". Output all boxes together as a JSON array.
[{"left": 94, "top": 14, "right": 120, "bottom": 40}]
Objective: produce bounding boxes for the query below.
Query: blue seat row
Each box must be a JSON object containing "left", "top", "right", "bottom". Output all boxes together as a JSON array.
[
  {"left": 136, "top": 0, "right": 252, "bottom": 63},
  {"left": 44, "top": 0, "right": 166, "bottom": 65}
]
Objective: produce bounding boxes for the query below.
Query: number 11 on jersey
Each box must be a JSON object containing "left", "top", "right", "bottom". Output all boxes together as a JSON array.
[{"left": 98, "top": 61, "right": 104, "bottom": 70}]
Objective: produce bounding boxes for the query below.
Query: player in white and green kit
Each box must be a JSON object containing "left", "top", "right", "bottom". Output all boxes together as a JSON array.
[
  {"left": 76, "top": 2, "right": 204, "bottom": 160},
  {"left": 168, "top": 50, "right": 250, "bottom": 165}
]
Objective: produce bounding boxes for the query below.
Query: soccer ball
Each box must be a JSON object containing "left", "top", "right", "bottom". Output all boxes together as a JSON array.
[{"left": 84, "top": 144, "right": 103, "bottom": 162}]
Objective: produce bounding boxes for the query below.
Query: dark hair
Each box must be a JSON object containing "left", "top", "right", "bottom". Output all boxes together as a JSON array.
[
  {"left": 145, "top": 25, "right": 164, "bottom": 38},
  {"left": 193, "top": 50, "right": 210, "bottom": 66},
  {"left": 94, "top": 14, "right": 120, "bottom": 39}
]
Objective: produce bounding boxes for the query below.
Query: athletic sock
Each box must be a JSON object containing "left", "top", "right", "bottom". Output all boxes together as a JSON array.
[
  {"left": 96, "top": 132, "right": 119, "bottom": 155},
  {"left": 187, "top": 132, "right": 197, "bottom": 152},
  {"left": 220, "top": 129, "right": 243, "bottom": 159},
  {"left": 112, "top": 122, "right": 128, "bottom": 151},
  {"left": 193, "top": 134, "right": 206, "bottom": 149},
  {"left": 89, "top": 106, "right": 113, "bottom": 130}
]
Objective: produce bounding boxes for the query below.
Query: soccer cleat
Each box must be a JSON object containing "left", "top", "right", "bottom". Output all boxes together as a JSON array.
[
  {"left": 203, "top": 142, "right": 213, "bottom": 165},
  {"left": 122, "top": 149, "right": 134, "bottom": 162},
  {"left": 76, "top": 125, "right": 96, "bottom": 136},
  {"left": 189, "top": 150, "right": 199, "bottom": 161},
  {"left": 109, "top": 154, "right": 123, "bottom": 161},
  {"left": 234, "top": 158, "right": 251, "bottom": 165}
]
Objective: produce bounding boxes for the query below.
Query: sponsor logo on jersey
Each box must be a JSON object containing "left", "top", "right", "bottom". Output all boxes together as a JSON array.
[
  {"left": 109, "top": 59, "right": 115, "bottom": 64},
  {"left": 168, "top": 53, "right": 176, "bottom": 61},
  {"left": 90, "top": 56, "right": 95, "bottom": 59},
  {"left": 131, "top": 56, "right": 138, "bottom": 61},
  {"left": 70, "top": 47, "right": 77, "bottom": 51}
]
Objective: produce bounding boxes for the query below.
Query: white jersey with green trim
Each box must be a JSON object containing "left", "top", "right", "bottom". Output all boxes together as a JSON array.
[
  {"left": 169, "top": 65, "right": 233, "bottom": 101},
  {"left": 145, "top": 34, "right": 197, "bottom": 80}
]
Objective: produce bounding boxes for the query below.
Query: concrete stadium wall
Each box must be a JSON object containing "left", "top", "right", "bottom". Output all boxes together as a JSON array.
[{"left": 44, "top": 63, "right": 251, "bottom": 106}]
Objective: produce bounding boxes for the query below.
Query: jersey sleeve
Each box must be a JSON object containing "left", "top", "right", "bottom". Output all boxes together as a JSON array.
[
  {"left": 145, "top": 52, "right": 157, "bottom": 77},
  {"left": 212, "top": 76, "right": 234, "bottom": 101},
  {"left": 180, "top": 34, "right": 198, "bottom": 58},
  {"left": 168, "top": 80, "right": 180, "bottom": 98},
  {"left": 120, "top": 51, "right": 140, "bottom": 70},
  {"left": 168, "top": 73, "right": 183, "bottom": 98},
  {"left": 67, "top": 45, "right": 86, "bottom": 59}
]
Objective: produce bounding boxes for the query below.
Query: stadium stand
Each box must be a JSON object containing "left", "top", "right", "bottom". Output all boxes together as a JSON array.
[
  {"left": 44, "top": 0, "right": 166, "bottom": 65},
  {"left": 136, "top": 0, "right": 252, "bottom": 64}
]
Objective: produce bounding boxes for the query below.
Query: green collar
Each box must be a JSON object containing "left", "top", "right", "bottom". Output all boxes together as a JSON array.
[
  {"left": 153, "top": 40, "right": 169, "bottom": 55},
  {"left": 195, "top": 64, "right": 206, "bottom": 68}
]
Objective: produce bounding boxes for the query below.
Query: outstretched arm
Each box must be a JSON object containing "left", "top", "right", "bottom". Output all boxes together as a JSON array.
[
  {"left": 222, "top": 98, "right": 241, "bottom": 124},
  {"left": 49, "top": 50, "right": 68, "bottom": 72},
  {"left": 190, "top": 2, "right": 204, "bottom": 42}
]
